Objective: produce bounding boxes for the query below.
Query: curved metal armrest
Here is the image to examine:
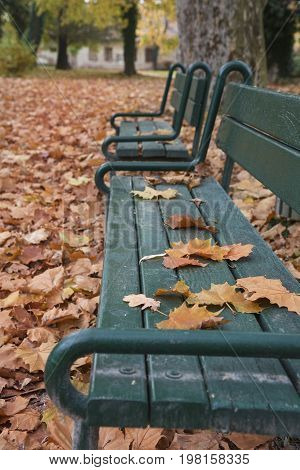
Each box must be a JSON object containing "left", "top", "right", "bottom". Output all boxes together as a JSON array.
[
  {"left": 110, "top": 62, "right": 186, "bottom": 132},
  {"left": 95, "top": 160, "right": 195, "bottom": 194},
  {"left": 45, "top": 328, "right": 300, "bottom": 420}
]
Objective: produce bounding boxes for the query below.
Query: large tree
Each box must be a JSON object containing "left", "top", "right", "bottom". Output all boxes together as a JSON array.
[
  {"left": 176, "top": 0, "right": 268, "bottom": 85},
  {"left": 121, "top": 0, "right": 138, "bottom": 76}
]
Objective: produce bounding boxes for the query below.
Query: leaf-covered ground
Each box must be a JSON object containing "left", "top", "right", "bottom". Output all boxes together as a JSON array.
[{"left": 0, "top": 73, "right": 299, "bottom": 450}]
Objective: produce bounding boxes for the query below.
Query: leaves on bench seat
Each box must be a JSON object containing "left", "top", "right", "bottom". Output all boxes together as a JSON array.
[
  {"left": 237, "top": 276, "right": 300, "bottom": 315},
  {"left": 166, "top": 214, "right": 216, "bottom": 233},
  {"left": 131, "top": 187, "right": 178, "bottom": 200},
  {"left": 156, "top": 303, "right": 226, "bottom": 330},
  {"left": 123, "top": 294, "right": 161, "bottom": 312},
  {"left": 145, "top": 174, "right": 201, "bottom": 190},
  {"left": 163, "top": 256, "right": 207, "bottom": 269},
  {"left": 166, "top": 238, "right": 253, "bottom": 262}
]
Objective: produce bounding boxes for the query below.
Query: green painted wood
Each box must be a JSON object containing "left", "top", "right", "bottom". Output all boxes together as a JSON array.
[
  {"left": 157, "top": 182, "right": 300, "bottom": 436},
  {"left": 117, "top": 121, "right": 139, "bottom": 158},
  {"left": 192, "top": 177, "right": 300, "bottom": 396},
  {"left": 222, "top": 83, "right": 300, "bottom": 150},
  {"left": 173, "top": 71, "right": 186, "bottom": 92},
  {"left": 217, "top": 117, "right": 300, "bottom": 213},
  {"left": 88, "top": 176, "right": 148, "bottom": 427},
  {"left": 138, "top": 121, "right": 165, "bottom": 158},
  {"left": 171, "top": 90, "right": 204, "bottom": 126},
  {"left": 155, "top": 120, "right": 190, "bottom": 160},
  {"left": 132, "top": 177, "right": 210, "bottom": 429}
]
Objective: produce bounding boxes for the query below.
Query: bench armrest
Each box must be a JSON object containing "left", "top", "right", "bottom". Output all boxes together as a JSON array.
[
  {"left": 110, "top": 63, "right": 186, "bottom": 133},
  {"left": 95, "top": 160, "right": 195, "bottom": 194},
  {"left": 45, "top": 328, "right": 300, "bottom": 420}
]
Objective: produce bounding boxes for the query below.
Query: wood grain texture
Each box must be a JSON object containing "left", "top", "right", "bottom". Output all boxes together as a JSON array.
[
  {"left": 117, "top": 121, "right": 139, "bottom": 158},
  {"left": 222, "top": 83, "right": 300, "bottom": 150}
]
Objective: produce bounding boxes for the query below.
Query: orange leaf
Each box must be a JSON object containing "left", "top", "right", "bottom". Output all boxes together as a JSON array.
[
  {"left": 156, "top": 303, "right": 225, "bottom": 330},
  {"left": 166, "top": 214, "right": 216, "bottom": 233},
  {"left": 236, "top": 276, "right": 300, "bottom": 314},
  {"left": 163, "top": 256, "right": 207, "bottom": 269}
]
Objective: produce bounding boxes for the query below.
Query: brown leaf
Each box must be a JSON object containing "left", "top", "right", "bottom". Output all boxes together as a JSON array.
[
  {"left": 123, "top": 294, "right": 160, "bottom": 312},
  {"left": 166, "top": 214, "right": 216, "bottom": 233},
  {"left": 9, "top": 409, "right": 41, "bottom": 431},
  {"left": 156, "top": 279, "right": 192, "bottom": 297},
  {"left": 0, "top": 344, "right": 27, "bottom": 370},
  {"left": 169, "top": 430, "right": 221, "bottom": 450},
  {"left": 20, "top": 245, "right": 45, "bottom": 264},
  {"left": 43, "top": 407, "right": 73, "bottom": 450},
  {"left": 27, "top": 266, "right": 64, "bottom": 294},
  {"left": 15, "top": 340, "right": 56, "bottom": 372},
  {"left": 99, "top": 428, "right": 129, "bottom": 450},
  {"left": 236, "top": 276, "right": 300, "bottom": 314},
  {"left": 0, "top": 396, "right": 30, "bottom": 417},
  {"left": 187, "top": 282, "right": 263, "bottom": 313},
  {"left": 163, "top": 256, "right": 207, "bottom": 269},
  {"left": 156, "top": 303, "right": 225, "bottom": 330},
  {"left": 131, "top": 187, "right": 178, "bottom": 200},
  {"left": 125, "top": 427, "right": 164, "bottom": 450},
  {"left": 41, "top": 304, "right": 81, "bottom": 326},
  {"left": 225, "top": 432, "right": 272, "bottom": 450},
  {"left": 222, "top": 243, "right": 254, "bottom": 261}
]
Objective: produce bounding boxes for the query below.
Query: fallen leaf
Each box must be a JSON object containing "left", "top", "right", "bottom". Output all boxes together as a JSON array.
[
  {"left": 16, "top": 340, "right": 56, "bottom": 372},
  {"left": 0, "top": 396, "right": 30, "bottom": 417},
  {"left": 23, "top": 228, "right": 50, "bottom": 244},
  {"left": 225, "top": 432, "right": 272, "bottom": 450},
  {"left": 0, "top": 231, "right": 12, "bottom": 246},
  {"left": 187, "top": 282, "right": 264, "bottom": 313},
  {"left": 163, "top": 256, "right": 207, "bottom": 269},
  {"left": 223, "top": 243, "right": 254, "bottom": 261},
  {"left": 125, "top": 427, "right": 164, "bottom": 450},
  {"left": 59, "top": 232, "right": 90, "bottom": 248},
  {"left": 236, "top": 276, "right": 300, "bottom": 314},
  {"left": 156, "top": 280, "right": 192, "bottom": 297},
  {"left": 262, "top": 223, "right": 285, "bottom": 241},
  {"left": 43, "top": 407, "right": 73, "bottom": 450},
  {"left": 9, "top": 410, "right": 40, "bottom": 432},
  {"left": 68, "top": 176, "right": 90, "bottom": 186},
  {"left": 169, "top": 430, "right": 221, "bottom": 450},
  {"left": 123, "top": 294, "right": 161, "bottom": 312},
  {"left": 27, "top": 266, "right": 64, "bottom": 294},
  {"left": 0, "top": 344, "right": 27, "bottom": 370},
  {"left": 286, "top": 262, "right": 300, "bottom": 280},
  {"left": 131, "top": 187, "right": 178, "bottom": 200},
  {"left": 156, "top": 303, "right": 225, "bottom": 330},
  {"left": 41, "top": 304, "right": 80, "bottom": 326},
  {"left": 166, "top": 214, "right": 216, "bottom": 233}
]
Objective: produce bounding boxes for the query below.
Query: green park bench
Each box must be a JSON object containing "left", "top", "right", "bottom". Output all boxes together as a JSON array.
[
  {"left": 103, "top": 62, "right": 212, "bottom": 161},
  {"left": 45, "top": 61, "right": 300, "bottom": 449}
]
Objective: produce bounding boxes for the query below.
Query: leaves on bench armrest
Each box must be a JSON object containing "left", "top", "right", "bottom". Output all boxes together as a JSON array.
[
  {"left": 131, "top": 187, "right": 178, "bottom": 200},
  {"left": 237, "top": 276, "right": 300, "bottom": 315}
]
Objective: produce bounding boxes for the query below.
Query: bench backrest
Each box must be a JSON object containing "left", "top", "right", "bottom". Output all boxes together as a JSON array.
[
  {"left": 216, "top": 82, "right": 300, "bottom": 213},
  {"left": 170, "top": 71, "right": 208, "bottom": 128}
]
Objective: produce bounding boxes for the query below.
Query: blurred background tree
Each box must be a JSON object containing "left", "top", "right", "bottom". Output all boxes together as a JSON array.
[{"left": 138, "top": 0, "right": 177, "bottom": 70}]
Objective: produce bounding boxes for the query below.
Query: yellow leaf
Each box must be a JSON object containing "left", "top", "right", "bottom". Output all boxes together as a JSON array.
[
  {"left": 68, "top": 176, "right": 90, "bottom": 186},
  {"left": 131, "top": 187, "right": 177, "bottom": 200},
  {"left": 156, "top": 303, "right": 225, "bottom": 330}
]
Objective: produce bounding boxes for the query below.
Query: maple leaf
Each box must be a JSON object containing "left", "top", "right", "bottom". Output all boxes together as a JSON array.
[
  {"left": 27, "top": 266, "right": 64, "bottom": 294},
  {"left": 222, "top": 243, "right": 254, "bottom": 261},
  {"left": 68, "top": 176, "right": 90, "bottom": 186},
  {"left": 0, "top": 396, "right": 30, "bottom": 417},
  {"left": 42, "top": 304, "right": 81, "bottom": 326},
  {"left": 163, "top": 256, "right": 207, "bottom": 269},
  {"left": 131, "top": 187, "right": 178, "bottom": 200},
  {"left": 156, "top": 280, "right": 192, "bottom": 297},
  {"left": 59, "top": 231, "right": 90, "bottom": 248},
  {"left": 15, "top": 340, "right": 56, "bottom": 372},
  {"left": 187, "top": 282, "right": 263, "bottom": 313},
  {"left": 23, "top": 228, "right": 50, "bottom": 244},
  {"left": 166, "top": 214, "right": 216, "bottom": 233},
  {"left": 156, "top": 303, "right": 225, "bottom": 330},
  {"left": 0, "top": 231, "right": 12, "bottom": 246},
  {"left": 123, "top": 294, "right": 160, "bottom": 312},
  {"left": 125, "top": 427, "right": 164, "bottom": 450},
  {"left": 236, "top": 276, "right": 300, "bottom": 314}
]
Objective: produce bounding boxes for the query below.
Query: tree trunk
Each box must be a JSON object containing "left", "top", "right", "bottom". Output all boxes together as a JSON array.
[
  {"left": 122, "top": 1, "right": 138, "bottom": 76},
  {"left": 176, "top": 0, "right": 268, "bottom": 85},
  {"left": 24, "top": 2, "right": 45, "bottom": 53},
  {"left": 152, "top": 45, "right": 159, "bottom": 70},
  {"left": 56, "top": 29, "right": 71, "bottom": 70}
]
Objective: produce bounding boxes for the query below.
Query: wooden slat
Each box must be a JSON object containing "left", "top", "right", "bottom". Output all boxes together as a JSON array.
[
  {"left": 155, "top": 120, "right": 189, "bottom": 160},
  {"left": 158, "top": 182, "right": 300, "bottom": 436},
  {"left": 193, "top": 177, "right": 300, "bottom": 396},
  {"left": 222, "top": 83, "right": 300, "bottom": 150},
  {"left": 173, "top": 72, "right": 186, "bottom": 92},
  {"left": 117, "top": 121, "right": 139, "bottom": 158},
  {"left": 138, "top": 121, "right": 165, "bottom": 158},
  {"left": 132, "top": 177, "right": 210, "bottom": 429},
  {"left": 217, "top": 117, "right": 300, "bottom": 213},
  {"left": 184, "top": 98, "right": 202, "bottom": 126},
  {"left": 88, "top": 176, "right": 148, "bottom": 427}
]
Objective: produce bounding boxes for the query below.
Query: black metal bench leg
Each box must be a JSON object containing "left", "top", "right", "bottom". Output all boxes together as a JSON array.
[{"left": 73, "top": 419, "right": 99, "bottom": 450}]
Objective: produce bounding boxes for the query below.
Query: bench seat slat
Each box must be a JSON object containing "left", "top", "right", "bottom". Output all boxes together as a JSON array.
[
  {"left": 155, "top": 121, "right": 190, "bottom": 160},
  {"left": 158, "top": 182, "right": 300, "bottom": 436},
  {"left": 88, "top": 177, "right": 148, "bottom": 427},
  {"left": 192, "top": 177, "right": 300, "bottom": 394},
  {"left": 217, "top": 117, "right": 300, "bottom": 213},
  {"left": 138, "top": 121, "right": 166, "bottom": 158},
  {"left": 132, "top": 177, "right": 210, "bottom": 429},
  {"left": 117, "top": 121, "right": 139, "bottom": 158}
]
